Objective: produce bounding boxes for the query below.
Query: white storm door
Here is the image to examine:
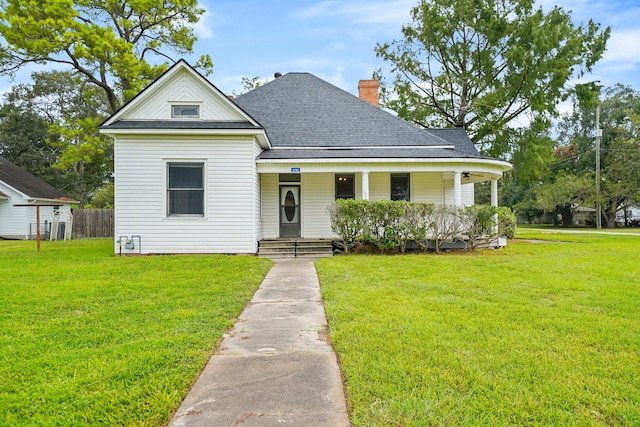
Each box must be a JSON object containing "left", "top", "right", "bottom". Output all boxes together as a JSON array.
[{"left": 279, "top": 185, "right": 300, "bottom": 237}]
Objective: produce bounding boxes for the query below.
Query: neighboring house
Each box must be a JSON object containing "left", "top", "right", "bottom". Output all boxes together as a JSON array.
[
  {"left": 100, "top": 60, "right": 511, "bottom": 255},
  {"left": 574, "top": 206, "right": 596, "bottom": 226},
  {"left": 0, "top": 156, "right": 76, "bottom": 239}
]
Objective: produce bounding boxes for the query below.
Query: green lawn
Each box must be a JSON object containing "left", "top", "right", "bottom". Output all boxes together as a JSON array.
[
  {"left": 0, "top": 239, "right": 272, "bottom": 426},
  {"left": 3, "top": 235, "right": 639, "bottom": 426},
  {"left": 316, "top": 232, "right": 640, "bottom": 426}
]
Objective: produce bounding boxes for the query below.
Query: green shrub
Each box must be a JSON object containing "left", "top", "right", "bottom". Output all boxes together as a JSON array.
[
  {"left": 498, "top": 206, "right": 517, "bottom": 238},
  {"left": 367, "top": 200, "right": 404, "bottom": 252},
  {"left": 428, "top": 204, "right": 465, "bottom": 253},
  {"left": 460, "top": 205, "right": 498, "bottom": 250},
  {"left": 328, "top": 199, "right": 369, "bottom": 252},
  {"left": 399, "top": 202, "right": 433, "bottom": 252},
  {"left": 329, "top": 200, "right": 511, "bottom": 253}
]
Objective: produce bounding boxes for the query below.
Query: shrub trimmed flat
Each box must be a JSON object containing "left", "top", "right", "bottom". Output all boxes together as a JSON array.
[
  {"left": 317, "top": 232, "right": 640, "bottom": 426},
  {"left": 0, "top": 239, "right": 272, "bottom": 426}
]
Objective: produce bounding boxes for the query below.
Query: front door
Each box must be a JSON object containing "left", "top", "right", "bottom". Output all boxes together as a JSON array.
[{"left": 279, "top": 185, "right": 301, "bottom": 237}]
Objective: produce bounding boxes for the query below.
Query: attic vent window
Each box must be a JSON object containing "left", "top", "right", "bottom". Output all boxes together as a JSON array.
[{"left": 172, "top": 105, "right": 200, "bottom": 118}]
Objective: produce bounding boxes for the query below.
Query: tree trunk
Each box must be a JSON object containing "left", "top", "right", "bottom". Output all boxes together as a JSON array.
[
  {"left": 558, "top": 204, "right": 574, "bottom": 227},
  {"left": 603, "top": 201, "right": 619, "bottom": 228}
]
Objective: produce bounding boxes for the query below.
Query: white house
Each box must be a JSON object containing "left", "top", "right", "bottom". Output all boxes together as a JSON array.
[
  {"left": 101, "top": 60, "right": 511, "bottom": 255},
  {"left": 0, "top": 156, "right": 76, "bottom": 240}
]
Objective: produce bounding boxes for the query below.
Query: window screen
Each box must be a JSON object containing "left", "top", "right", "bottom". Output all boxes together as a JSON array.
[
  {"left": 391, "top": 173, "right": 410, "bottom": 201},
  {"left": 167, "top": 163, "right": 204, "bottom": 216},
  {"left": 171, "top": 105, "right": 200, "bottom": 118},
  {"left": 335, "top": 174, "right": 355, "bottom": 200}
]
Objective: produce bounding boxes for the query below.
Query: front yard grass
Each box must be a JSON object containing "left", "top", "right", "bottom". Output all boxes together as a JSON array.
[
  {"left": 316, "top": 232, "right": 640, "bottom": 426},
  {"left": 0, "top": 239, "right": 272, "bottom": 426}
]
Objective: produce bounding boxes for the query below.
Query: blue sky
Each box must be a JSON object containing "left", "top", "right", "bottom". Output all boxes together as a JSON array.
[
  {"left": 185, "top": 0, "right": 640, "bottom": 99},
  {"left": 1, "top": 0, "right": 639, "bottom": 106}
]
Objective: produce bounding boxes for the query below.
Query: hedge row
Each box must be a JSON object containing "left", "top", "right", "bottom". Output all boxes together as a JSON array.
[{"left": 327, "top": 200, "right": 516, "bottom": 253}]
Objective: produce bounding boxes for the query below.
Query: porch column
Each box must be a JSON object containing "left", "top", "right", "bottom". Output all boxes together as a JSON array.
[
  {"left": 490, "top": 178, "right": 499, "bottom": 207},
  {"left": 453, "top": 171, "right": 462, "bottom": 207},
  {"left": 491, "top": 178, "right": 499, "bottom": 235},
  {"left": 361, "top": 171, "right": 369, "bottom": 200}
]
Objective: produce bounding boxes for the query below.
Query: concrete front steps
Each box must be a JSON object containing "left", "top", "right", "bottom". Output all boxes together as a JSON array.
[{"left": 258, "top": 239, "right": 333, "bottom": 259}]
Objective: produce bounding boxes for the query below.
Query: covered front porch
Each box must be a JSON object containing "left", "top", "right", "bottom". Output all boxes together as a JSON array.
[{"left": 257, "top": 159, "right": 510, "bottom": 240}]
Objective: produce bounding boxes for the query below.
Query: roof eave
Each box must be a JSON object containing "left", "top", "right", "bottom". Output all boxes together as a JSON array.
[
  {"left": 25, "top": 197, "right": 79, "bottom": 205},
  {"left": 100, "top": 127, "right": 272, "bottom": 149},
  {"left": 0, "top": 181, "right": 29, "bottom": 199},
  {"left": 264, "top": 144, "right": 457, "bottom": 150},
  {"left": 256, "top": 157, "right": 512, "bottom": 171}
]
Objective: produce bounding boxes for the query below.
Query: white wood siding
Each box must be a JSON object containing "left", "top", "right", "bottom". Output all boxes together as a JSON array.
[
  {"left": 369, "top": 172, "right": 390, "bottom": 200},
  {"left": 254, "top": 142, "right": 263, "bottom": 241},
  {"left": 369, "top": 172, "right": 452, "bottom": 203},
  {"left": 260, "top": 174, "right": 279, "bottom": 239},
  {"left": 125, "top": 69, "right": 245, "bottom": 121},
  {"left": 444, "top": 179, "right": 454, "bottom": 205},
  {"left": 0, "top": 185, "right": 29, "bottom": 238},
  {"left": 301, "top": 173, "right": 335, "bottom": 238},
  {"left": 462, "top": 183, "right": 474, "bottom": 205},
  {"left": 0, "top": 183, "right": 72, "bottom": 239},
  {"left": 412, "top": 172, "right": 444, "bottom": 203},
  {"left": 114, "top": 136, "right": 258, "bottom": 254},
  {"left": 444, "top": 181, "right": 474, "bottom": 206}
]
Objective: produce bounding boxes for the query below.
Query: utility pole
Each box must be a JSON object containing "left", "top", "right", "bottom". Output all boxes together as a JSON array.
[{"left": 595, "top": 105, "right": 602, "bottom": 229}]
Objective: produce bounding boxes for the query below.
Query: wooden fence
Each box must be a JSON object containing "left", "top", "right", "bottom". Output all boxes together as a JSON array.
[{"left": 72, "top": 209, "right": 114, "bottom": 238}]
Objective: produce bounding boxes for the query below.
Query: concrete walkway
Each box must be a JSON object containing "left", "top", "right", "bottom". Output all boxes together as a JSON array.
[{"left": 168, "top": 259, "right": 349, "bottom": 427}]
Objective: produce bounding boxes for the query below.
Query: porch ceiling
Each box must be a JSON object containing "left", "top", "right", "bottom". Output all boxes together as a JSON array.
[{"left": 256, "top": 158, "right": 511, "bottom": 179}]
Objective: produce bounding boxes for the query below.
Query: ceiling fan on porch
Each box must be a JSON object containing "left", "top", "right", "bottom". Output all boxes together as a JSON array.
[{"left": 462, "top": 171, "right": 484, "bottom": 180}]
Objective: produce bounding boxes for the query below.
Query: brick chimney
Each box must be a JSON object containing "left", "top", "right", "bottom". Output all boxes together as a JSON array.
[{"left": 358, "top": 79, "right": 379, "bottom": 107}]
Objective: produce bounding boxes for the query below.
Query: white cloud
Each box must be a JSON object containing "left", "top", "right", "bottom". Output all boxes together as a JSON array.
[
  {"left": 191, "top": 6, "right": 215, "bottom": 40},
  {"left": 317, "top": 67, "right": 348, "bottom": 90},
  {"left": 534, "top": 1, "right": 640, "bottom": 89},
  {"left": 601, "top": 28, "right": 640, "bottom": 64}
]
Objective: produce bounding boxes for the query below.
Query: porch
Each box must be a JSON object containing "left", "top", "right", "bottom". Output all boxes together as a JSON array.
[{"left": 259, "top": 169, "right": 504, "bottom": 241}]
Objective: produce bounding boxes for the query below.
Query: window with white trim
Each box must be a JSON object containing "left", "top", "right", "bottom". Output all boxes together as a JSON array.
[
  {"left": 335, "top": 174, "right": 355, "bottom": 200},
  {"left": 391, "top": 173, "right": 410, "bottom": 201},
  {"left": 167, "top": 162, "right": 204, "bottom": 216},
  {"left": 171, "top": 105, "right": 200, "bottom": 118}
]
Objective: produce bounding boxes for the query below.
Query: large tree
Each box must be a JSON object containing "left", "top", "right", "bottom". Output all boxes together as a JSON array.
[
  {"left": 517, "top": 84, "right": 640, "bottom": 228},
  {"left": 559, "top": 84, "right": 640, "bottom": 227},
  {"left": 0, "top": 0, "right": 212, "bottom": 113},
  {"left": 0, "top": 103, "right": 58, "bottom": 184},
  {"left": 0, "top": 70, "right": 112, "bottom": 204},
  {"left": 0, "top": 0, "right": 212, "bottom": 204},
  {"left": 375, "top": 0, "right": 610, "bottom": 157}
]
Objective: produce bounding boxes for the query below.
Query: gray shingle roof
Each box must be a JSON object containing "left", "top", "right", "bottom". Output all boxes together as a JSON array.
[
  {"left": 257, "top": 147, "right": 481, "bottom": 160},
  {"left": 426, "top": 128, "right": 480, "bottom": 155},
  {"left": 234, "top": 72, "right": 483, "bottom": 160},
  {"left": 237, "top": 74, "right": 427, "bottom": 146},
  {"left": 0, "top": 155, "right": 72, "bottom": 200}
]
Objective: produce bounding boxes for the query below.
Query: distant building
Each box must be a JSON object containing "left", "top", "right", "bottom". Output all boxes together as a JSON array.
[{"left": 0, "top": 156, "right": 77, "bottom": 239}]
